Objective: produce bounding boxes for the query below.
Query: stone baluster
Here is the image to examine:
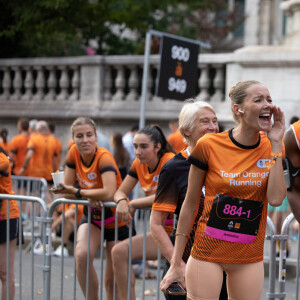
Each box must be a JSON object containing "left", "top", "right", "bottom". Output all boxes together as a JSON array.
[
  {"left": 57, "top": 66, "right": 69, "bottom": 101},
  {"left": 0, "top": 67, "right": 11, "bottom": 101},
  {"left": 44, "top": 67, "right": 57, "bottom": 100},
  {"left": 69, "top": 66, "right": 80, "bottom": 101},
  {"left": 11, "top": 67, "right": 22, "bottom": 100},
  {"left": 211, "top": 64, "right": 225, "bottom": 102},
  {"left": 112, "top": 66, "right": 125, "bottom": 101},
  {"left": 21, "top": 67, "right": 33, "bottom": 100},
  {"left": 33, "top": 66, "right": 45, "bottom": 100},
  {"left": 196, "top": 64, "right": 210, "bottom": 101},
  {"left": 103, "top": 66, "right": 112, "bottom": 100},
  {"left": 125, "top": 65, "right": 139, "bottom": 101}
]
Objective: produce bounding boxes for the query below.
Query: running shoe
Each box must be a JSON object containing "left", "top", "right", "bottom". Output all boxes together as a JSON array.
[{"left": 53, "top": 245, "right": 69, "bottom": 257}]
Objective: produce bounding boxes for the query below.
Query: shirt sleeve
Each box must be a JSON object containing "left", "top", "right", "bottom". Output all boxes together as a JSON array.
[
  {"left": 98, "top": 151, "right": 118, "bottom": 175},
  {"left": 152, "top": 165, "right": 178, "bottom": 213},
  {"left": 128, "top": 158, "right": 138, "bottom": 178},
  {"left": 188, "top": 135, "right": 210, "bottom": 170}
]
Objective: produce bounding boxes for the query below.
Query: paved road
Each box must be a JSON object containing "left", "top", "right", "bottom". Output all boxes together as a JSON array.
[
  {"left": 11, "top": 250, "right": 299, "bottom": 300},
  {"left": 10, "top": 219, "right": 300, "bottom": 299}
]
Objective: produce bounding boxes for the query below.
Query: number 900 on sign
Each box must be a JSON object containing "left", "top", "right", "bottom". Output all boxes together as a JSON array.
[{"left": 171, "top": 46, "right": 190, "bottom": 62}]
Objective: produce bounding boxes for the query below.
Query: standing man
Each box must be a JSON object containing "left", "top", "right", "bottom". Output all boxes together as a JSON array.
[
  {"left": 10, "top": 118, "right": 30, "bottom": 175},
  {"left": 20, "top": 120, "right": 55, "bottom": 204},
  {"left": 48, "top": 123, "right": 62, "bottom": 172},
  {"left": 122, "top": 124, "right": 139, "bottom": 163},
  {"left": 284, "top": 119, "right": 300, "bottom": 222},
  {"left": 19, "top": 120, "right": 50, "bottom": 179}
]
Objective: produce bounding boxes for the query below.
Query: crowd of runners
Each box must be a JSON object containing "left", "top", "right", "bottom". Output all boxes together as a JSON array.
[{"left": 1, "top": 80, "right": 300, "bottom": 300}]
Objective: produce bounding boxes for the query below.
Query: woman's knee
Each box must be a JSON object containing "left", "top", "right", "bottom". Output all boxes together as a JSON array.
[
  {"left": 0, "top": 269, "right": 6, "bottom": 282},
  {"left": 111, "top": 241, "right": 128, "bottom": 264},
  {"left": 75, "top": 244, "right": 90, "bottom": 267}
]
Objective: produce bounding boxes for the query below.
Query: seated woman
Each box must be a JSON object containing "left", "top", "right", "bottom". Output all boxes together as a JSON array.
[{"left": 111, "top": 124, "right": 175, "bottom": 300}]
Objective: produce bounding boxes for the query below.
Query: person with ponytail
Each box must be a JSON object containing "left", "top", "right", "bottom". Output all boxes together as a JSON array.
[
  {"left": 160, "top": 81, "right": 286, "bottom": 300},
  {"left": 112, "top": 124, "right": 175, "bottom": 300}
]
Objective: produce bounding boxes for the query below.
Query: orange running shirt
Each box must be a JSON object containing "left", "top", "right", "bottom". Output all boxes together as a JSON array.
[
  {"left": 188, "top": 129, "right": 277, "bottom": 264},
  {"left": 57, "top": 203, "right": 84, "bottom": 225},
  {"left": 129, "top": 152, "right": 175, "bottom": 196},
  {"left": 45, "top": 136, "right": 60, "bottom": 181},
  {"left": 52, "top": 136, "right": 62, "bottom": 171},
  {"left": 27, "top": 134, "right": 50, "bottom": 178},
  {"left": 0, "top": 141, "right": 12, "bottom": 154},
  {"left": 0, "top": 151, "right": 19, "bottom": 220},
  {"left": 291, "top": 120, "right": 300, "bottom": 150},
  {"left": 129, "top": 152, "right": 175, "bottom": 234},
  {"left": 167, "top": 130, "right": 187, "bottom": 154},
  {"left": 67, "top": 144, "right": 125, "bottom": 229},
  {"left": 10, "top": 134, "right": 30, "bottom": 175}
]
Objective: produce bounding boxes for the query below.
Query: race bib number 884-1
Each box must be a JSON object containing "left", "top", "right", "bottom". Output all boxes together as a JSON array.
[{"left": 204, "top": 194, "right": 263, "bottom": 244}]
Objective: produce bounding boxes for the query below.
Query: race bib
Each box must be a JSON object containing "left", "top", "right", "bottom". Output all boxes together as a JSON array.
[{"left": 204, "top": 194, "right": 263, "bottom": 244}]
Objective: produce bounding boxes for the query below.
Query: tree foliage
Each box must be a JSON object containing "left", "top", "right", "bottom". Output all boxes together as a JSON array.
[{"left": 0, "top": 0, "right": 244, "bottom": 58}]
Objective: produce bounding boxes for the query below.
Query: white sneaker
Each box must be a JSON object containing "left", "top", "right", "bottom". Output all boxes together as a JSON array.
[
  {"left": 53, "top": 245, "right": 69, "bottom": 257},
  {"left": 33, "top": 239, "right": 44, "bottom": 255}
]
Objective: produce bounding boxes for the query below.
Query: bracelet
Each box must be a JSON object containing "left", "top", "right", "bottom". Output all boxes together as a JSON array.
[
  {"left": 266, "top": 151, "right": 283, "bottom": 170},
  {"left": 271, "top": 151, "right": 283, "bottom": 161},
  {"left": 116, "top": 197, "right": 127, "bottom": 205},
  {"left": 175, "top": 232, "right": 188, "bottom": 238}
]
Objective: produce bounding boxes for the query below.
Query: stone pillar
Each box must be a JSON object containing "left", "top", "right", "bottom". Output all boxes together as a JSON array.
[
  {"left": 80, "top": 64, "right": 101, "bottom": 107},
  {"left": 281, "top": 0, "right": 300, "bottom": 46},
  {"left": 244, "top": 0, "right": 260, "bottom": 46}
]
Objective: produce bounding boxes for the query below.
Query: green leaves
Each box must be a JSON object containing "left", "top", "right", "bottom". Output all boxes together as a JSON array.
[{"left": 0, "top": 0, "right": 245, "bottom": 57}]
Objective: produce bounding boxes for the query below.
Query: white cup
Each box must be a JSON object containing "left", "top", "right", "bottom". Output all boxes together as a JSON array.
[{"left": 51, "top": 171, "right": 64, "bottom": 188}]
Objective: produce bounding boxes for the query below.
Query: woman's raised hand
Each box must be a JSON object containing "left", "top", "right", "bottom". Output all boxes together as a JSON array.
[{"left": 267, "top": 106, "right": 285, "bottom": 146}]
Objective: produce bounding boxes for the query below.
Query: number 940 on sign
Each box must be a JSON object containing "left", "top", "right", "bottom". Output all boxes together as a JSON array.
[{"left": 168, "top": 77, "right": 187, "bottom": 94}]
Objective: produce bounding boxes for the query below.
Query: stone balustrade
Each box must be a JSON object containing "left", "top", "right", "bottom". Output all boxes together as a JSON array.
[
  {"left": 0, "top": 54, "right": 232, "bottom": 124},
  {"left": 2, "top": 48, "right": 300, "bottom": 154}
]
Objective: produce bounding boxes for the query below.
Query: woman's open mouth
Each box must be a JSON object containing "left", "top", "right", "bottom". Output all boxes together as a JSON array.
[{"left": 259, "top": 113, "right": 272, "bottom": 127}]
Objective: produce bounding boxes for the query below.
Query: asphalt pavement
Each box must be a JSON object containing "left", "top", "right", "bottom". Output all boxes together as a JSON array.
[{"left": 11, "top": 245, "right": 300, "bottom": 300}]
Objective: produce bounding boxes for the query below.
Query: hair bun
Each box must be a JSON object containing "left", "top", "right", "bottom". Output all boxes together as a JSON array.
[{"left": 229, "top": 85, "right": 236, "bottom": 97}]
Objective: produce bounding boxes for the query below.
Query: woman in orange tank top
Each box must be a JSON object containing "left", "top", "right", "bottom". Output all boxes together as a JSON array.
[
  {"left": 111, "top": 125, "right": 175, "bottom": 300},
  {"left": 0, "top": 147, "right": 20, "bottom": 300},
  {"left": 51, "top": 117, "right": 128, "bottom": 300},
  {"left": 161, "top": 81, "right": 286, "bottom": 300}
]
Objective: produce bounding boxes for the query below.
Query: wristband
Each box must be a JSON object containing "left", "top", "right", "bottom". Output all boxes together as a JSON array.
[
  {"left": 175, "top": 232, "right": 188, "bottom": 238},
  {"left": 271, "top": 151, "right": 283, "bottom": 161},
  {"left": 266, "top": 151, "right": 283, "bottom": 170},
  {"left": 116, "top": 197, "right": 127, "bottom": 205},
  {"left": 75, "top": 188, "right": 82, "bottom": 199}
]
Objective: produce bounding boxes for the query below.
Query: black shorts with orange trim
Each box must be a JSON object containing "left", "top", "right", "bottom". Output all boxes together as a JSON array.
[{"left": 0, "top": 218, "right": 24, "bottom": 245}]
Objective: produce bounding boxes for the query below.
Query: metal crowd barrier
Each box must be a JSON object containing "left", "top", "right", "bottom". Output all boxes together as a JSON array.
[
  {"left": 11, "top": 176, "right": 48, "bottom": 241},
  {"left": 43, "top": 199, "right": 164, "bottom": 300},
  {"left": 4, "top": 195, "right": 300, "bottom": 300},
  {"left": 265, "top": 215, "right": 280, "bottom": 300},
  {"left": 0, "top": 194, "right": 47, "bottom": 300},
  {"left": 278, "top": 213, "right": 297, "bottom": 300}
]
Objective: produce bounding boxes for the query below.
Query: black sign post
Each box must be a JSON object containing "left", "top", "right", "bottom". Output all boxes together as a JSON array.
[
  {"left": 156, "top": 36, "right": 200, "bottom": 101},
  {"left": 139, "top": 30, "right": 210, "bottom": 129}
]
